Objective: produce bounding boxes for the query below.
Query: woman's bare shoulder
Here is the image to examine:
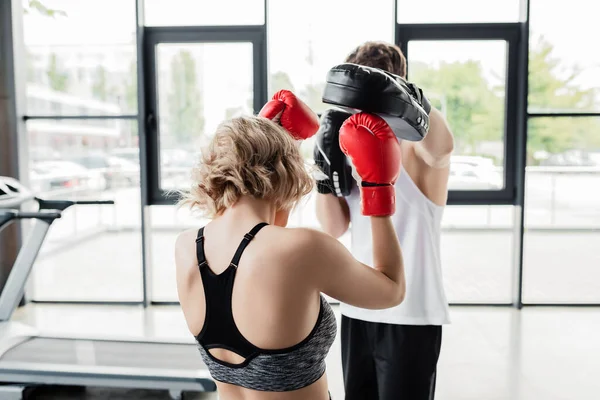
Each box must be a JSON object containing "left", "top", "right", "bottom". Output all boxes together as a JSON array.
[
  {"left": 266, "top": 226, "right": 335, "bottom": 260},
  {"left": 175, "top": 228, "right": 199, "bottom": 251}
]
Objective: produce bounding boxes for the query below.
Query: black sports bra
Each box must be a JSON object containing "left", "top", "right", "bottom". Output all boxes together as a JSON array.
[{"left": 194, "top": 222, "right": 337, "bottom": 392}]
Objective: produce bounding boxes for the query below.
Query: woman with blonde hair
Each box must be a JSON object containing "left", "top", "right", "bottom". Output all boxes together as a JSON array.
[{"left": 175, "top": 91, "right": 405, "bottom": 399}]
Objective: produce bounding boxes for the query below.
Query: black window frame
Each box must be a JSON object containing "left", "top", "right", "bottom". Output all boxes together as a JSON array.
[
  {"left": 396, "top": 23, "right": 521, "bottom": 205},
  {"left": 142, "top": 25, "right": 268, "bottom": 205}
]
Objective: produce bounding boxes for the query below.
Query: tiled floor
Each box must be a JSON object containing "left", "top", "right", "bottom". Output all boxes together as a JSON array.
[{"left": 11, "top": 304, "right": 600, "bottom": 399}]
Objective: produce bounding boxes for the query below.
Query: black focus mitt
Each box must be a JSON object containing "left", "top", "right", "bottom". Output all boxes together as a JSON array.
[
  {"left": 322, "top": 63, "right": 431, "bottom": 142},
  {"left": 313, "top": 109, "right": 354, "bottom": 197}
]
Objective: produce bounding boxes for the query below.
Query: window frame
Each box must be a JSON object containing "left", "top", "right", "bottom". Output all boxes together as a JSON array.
[
  {"left": 396, "top": 23, "right": 521, "bottom": 205},
  {"left": 142, "top": 25, "right": 268, "bottom": 206}
]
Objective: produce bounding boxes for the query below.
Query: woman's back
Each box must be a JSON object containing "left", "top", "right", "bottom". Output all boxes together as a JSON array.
[
  {"left": 176, "top": 217, "right": 336, "bottom": 400},
  {"left": 175, "top": 113, "right": 406, "bottom": 399}
]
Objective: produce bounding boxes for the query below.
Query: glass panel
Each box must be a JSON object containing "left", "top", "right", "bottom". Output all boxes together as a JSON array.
[
  {"left": 396, "top": 0, "right": 521, "bottom": 23},
  {"left": 442, "top": 205, "right": 514, "bottom": 303},
  {"left": 155, "top": 42, "right": 254, "bottom": 191},
  {"left": 523, "top": 117, "right": 600, "bottom": 303},
  {"left": 144, "top": 0, "right": 265, "bottom": 26},
  {"left": 408, "top": 40, "right": 507, "bottom": 191},
  {"left": 268, "top": 0, "right": 394, "bottom": 114},
  {"left": 529, "top": 0, "right": 600, "bottom": 113},
  {"left": 23, "top": 0, "right": 137, "bottom": 116},
  {"left": 27, "top": 120, "right": 143, "bottom": 301}
]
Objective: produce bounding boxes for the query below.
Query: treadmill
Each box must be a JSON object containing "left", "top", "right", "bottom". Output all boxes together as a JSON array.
[{"left": 0, "top": 176, "right": 215, "bottom": 399}]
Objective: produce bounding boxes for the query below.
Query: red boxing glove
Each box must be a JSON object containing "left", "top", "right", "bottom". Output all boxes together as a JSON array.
[
  {"left": 259, "top": 90, "right": 319, "bottom": 141},
  {"left": 339, "top": 113, "right": 402, "bottom": 217}
]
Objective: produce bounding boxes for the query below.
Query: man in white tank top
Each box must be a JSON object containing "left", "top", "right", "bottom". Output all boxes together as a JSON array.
[{"left": 315, "top": 42, "right": 454, "bottom": 399}]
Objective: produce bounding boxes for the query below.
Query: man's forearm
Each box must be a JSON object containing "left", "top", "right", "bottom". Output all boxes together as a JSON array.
[
  {"left": 316, "top": 193, "right": 350, "bottom": 238},
  {"left": 416, "top": 107, "right": 454, "bottom": 168}
]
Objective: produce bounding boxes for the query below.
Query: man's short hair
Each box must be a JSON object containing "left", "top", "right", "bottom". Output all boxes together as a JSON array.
[{"left": 345, "top": 41, "right": 407, "bottom": 78}]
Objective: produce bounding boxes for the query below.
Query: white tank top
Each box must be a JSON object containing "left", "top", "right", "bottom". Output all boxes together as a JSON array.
[{"left": 341, "top": 167, "right": 451, "bottom": 326}]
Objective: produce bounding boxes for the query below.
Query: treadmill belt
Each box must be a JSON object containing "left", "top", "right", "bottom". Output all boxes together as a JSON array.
[{"left": 0, "top": 338, "right": 207, "bottom": 370}]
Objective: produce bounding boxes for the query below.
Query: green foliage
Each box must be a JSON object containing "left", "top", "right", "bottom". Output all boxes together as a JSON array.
[
  {"left": 410, "top": 60, "right": 503, "bottom": 156},
  {"left": 224, "top": 86, "right": 253, "bottom": 119},
  {"left": 25, "top": 0, "right": 66, "bottom": 17},
  {"left": 526, "top": 36, "right": 600, "bottom": 160},
  {"left": 270, "top": 71, "right": 296, "bottom": 95},
  {"left": 46, "top": 53, "right": 69, "bottom": 92},
  {"left": 124, "top": 61, "right": 138, "bottom": 112},
  {"left": 528, "top": 37, "right": 597, "bottom": 113},
  {"left": 528, "top": 117, "right": 597, "bottom": 157},
  {"left": 168, "top": 51, "right": 204, "bottom": 146},
  {"left": 269, "top": 71, "right": 328, "bottom": 114},
  {"left": 91, "top": 65, "right": 116, "bottom": 101},
  {"left": 26, "top": 1, "right": 67, "bottom": 90},
  {"left": 302, "top": 82, "right": 328, "bottom": 115},
  {"left": 410, "top": 37, "right": 600, "bottom": 161}
]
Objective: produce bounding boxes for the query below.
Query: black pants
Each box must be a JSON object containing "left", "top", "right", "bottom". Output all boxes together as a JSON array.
[{"left": 341, "top": 316, "right": 442, "bottom": 400}]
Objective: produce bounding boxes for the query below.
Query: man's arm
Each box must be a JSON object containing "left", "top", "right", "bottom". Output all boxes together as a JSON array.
[
  {"left": 414, "top": 107, "right": 455, "bottom": 168},
  {"left": 312, "top": 109, "right": 354, "bottom": 238},
  {"left": 315, "top": 193, "right": 350, "bottom": 238}
]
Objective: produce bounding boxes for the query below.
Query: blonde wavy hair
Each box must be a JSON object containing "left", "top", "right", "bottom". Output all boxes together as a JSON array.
[{"left": 178, "top": 115, "right": 314, "bottom": 218}]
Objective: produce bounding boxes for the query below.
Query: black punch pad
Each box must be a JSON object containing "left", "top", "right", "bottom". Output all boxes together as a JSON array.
[{"left": 322, "top": 63, "right": 431, "bottom": 141}]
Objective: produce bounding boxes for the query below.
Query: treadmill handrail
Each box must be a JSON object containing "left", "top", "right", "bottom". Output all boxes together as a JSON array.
[
  {"left": 37, "top": 198, "right": 115, "bottom": 212},
  {"left": 0, "top": 211, "right": 62, "bottom": 234}
]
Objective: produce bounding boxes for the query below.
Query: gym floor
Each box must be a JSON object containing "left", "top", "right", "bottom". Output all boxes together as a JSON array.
[{"left": 13, "top": 304, "right": 600, "bottom": 400}]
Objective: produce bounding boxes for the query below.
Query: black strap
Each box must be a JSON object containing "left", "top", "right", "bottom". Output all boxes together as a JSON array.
[
  {"left": 229, "top": 222, "right": 269, "bottom": 268},
  {"left": 196, "top": 227, "right": 206, "bottom": 267}
]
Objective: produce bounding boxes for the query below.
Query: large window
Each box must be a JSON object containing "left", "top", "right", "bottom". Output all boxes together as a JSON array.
[
  {"left": 523, "top": 0, "right": 600, "bottom": 304},
  {"left": 154, "top": 42, "right": 254, "bottom": 191},
  {"left": 398, "top": 23, "right": 520, "bottom": 205},
  {"left": 143, "top": 25, "right": 266, "bottom": 205},
  {"left": 23, "top": 0, "right": 142, "bottom": 302},
  {"left": 16, "top": 0, "right": 600, "bottom": 307}
]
